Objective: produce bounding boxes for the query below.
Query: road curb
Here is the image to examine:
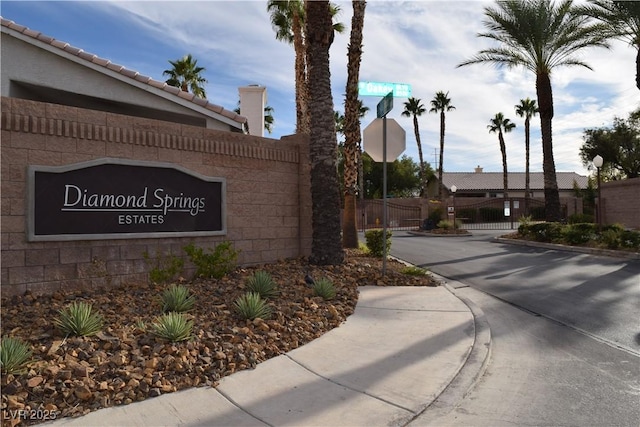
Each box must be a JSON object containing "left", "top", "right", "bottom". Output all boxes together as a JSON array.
[
  {"left": 495, "top": 237, "right": 640, "bottom": 260},
  {"left": 405, "top": 275, "right": 492, "bottom": 426}
]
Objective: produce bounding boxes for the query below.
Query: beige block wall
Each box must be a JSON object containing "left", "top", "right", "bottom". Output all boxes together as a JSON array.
[
  {"left": 601, "top": 178, "right": 640, "bottom": 229},
  {"left": 1, "top": 97, "right": 312, "bottom": 296}
]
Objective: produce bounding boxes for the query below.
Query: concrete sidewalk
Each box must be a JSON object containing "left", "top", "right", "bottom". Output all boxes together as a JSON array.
[{"left": 50, "top": 285, "right": 489, "bottom": 427}]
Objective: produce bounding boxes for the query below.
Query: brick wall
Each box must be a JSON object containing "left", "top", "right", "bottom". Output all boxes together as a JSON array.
[
  {"left": 1, "top": 97, "right": 312, "bottom": 296},
  {"left": 601, "top": 178, "right": 640, "bottom": 229}
]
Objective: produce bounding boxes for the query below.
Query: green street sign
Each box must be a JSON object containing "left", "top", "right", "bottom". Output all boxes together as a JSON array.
[
  {"left": 376, "top": 91, "right": 394, "bottom": 118},
  {"left": 358, "top": 81, "right": 412, "bottom": 98}
]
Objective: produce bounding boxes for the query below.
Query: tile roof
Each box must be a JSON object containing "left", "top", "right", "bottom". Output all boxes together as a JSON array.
[
  {"left": 442, "top": 171, "right": 589, "bottom": 191},
  {"left": 0, "top": 17, "right": 247, "bottom": 130}
]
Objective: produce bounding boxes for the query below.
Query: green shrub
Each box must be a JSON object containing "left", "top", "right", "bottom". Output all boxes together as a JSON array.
[
  {"left": 567, "top": 213, "right": 595, "bottom": 224},
  {"left": 620, "top": 230, "right": 640, "bottom": 250},
  {"left": 161, "top": 284, "right": 196, "bottom": 313},
  {"left": 184, "top": 241, "right": 239, "bottom": 279},
  {"left": 562, "top": 223, "right": 597, "bottom": 245},
  {"left": 358, "top": 242, "right": 370, "bottom": 255},
  {"left": 517, "top": 215, "right": 533, "bottom": 237},
  {"left": 601, "top": 223, "right": 625, "bottom": 233},
  {"left": 54, "top": 301, "right": 103, "bottom": 337},
  {"left": 428, "top": 207, "right": 444, "bottom": 224},
  {"left": 528, "top": 222, "right": 563, "bottom": 243},
  {"left": 143, "top": 250, "right": 184, "bottom": 284},
  {"left": 365, "top": 229, "right": 392, "bottom": 257},
  {"left": 600, "top": 229, "right": 621, "bottom": 249},
  {"left": 234, "top": 292, "right": 272, "bottom": 320},
  {"left": 0, "top": 336, "right": 32, "bottom": 374},
  {"left": 401, "top": 266, "right": 428, "bottom": 276},
  {"left": 151, "top": 312, "right": 193, "bottom": 342},
  {"left": 313, "top": 278, "right": 336, "bottom": 300},
  {"left": 478, "top": 207, "right": 502, "bottom": 222},
  {"left": 246, "top": 271, "right": 279, "bottom": 299}
]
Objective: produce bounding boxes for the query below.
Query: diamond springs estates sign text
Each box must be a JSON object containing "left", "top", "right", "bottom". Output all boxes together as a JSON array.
[{"left": 28, "top": 159, "right": 226, "bottom": 241}]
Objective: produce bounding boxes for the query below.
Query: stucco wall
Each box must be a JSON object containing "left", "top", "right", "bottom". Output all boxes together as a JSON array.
[
  {"left": 1, "top": 97, "right": 312, "bottom": 296},
  {"left": 601, "top": 178, "right": 640, "bottom": 229}
]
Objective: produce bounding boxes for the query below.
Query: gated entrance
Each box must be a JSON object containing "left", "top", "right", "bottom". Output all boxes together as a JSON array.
[
  {"left": 453, "top": 197, "right": 546, "bottom": 230},
  {"left": 358, "top": 199, "right": 421, "bottom": 231}
]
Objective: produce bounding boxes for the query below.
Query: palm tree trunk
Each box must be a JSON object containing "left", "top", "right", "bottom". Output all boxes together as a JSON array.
[
  {"left": 499, "top": 131, "right": 508, "bottom": 199},
  {"left": 438, "top": 111, "right": 446, "bottom": 199},
  {"left": 413, "top": 115, "right": 426, "bottom": 197},
  {"left": 524, "top": 117, "right": 531, "bottom": 215},
  {"left": 306, "top": 0, "right": 344, "bottom": 265},
  {"left": 341, "top": 0, "right": 366, "bottom": 248},
  {"left": 292, "top": 11, "right": 308, "bottom": 134},
  {"left": 536, "top": 72, "right": 562, "bottom": 222}
]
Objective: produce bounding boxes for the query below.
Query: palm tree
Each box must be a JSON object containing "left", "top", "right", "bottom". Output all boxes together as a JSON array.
[
  {"left": 429, "top": 91, "right": 456, "bottom": 200},
  {"left": 488, "top": 113, "right": 516, "bottom": 199},
  {"left": 234, "top": 104, "right": 276, "bottom": 134},
  {"left": 401, "top": 97, "right": 427, "bottom": 197},
  {"left": 268, "top": 1, "right": 345, "bottom": 134},
  {"left": 515, "top": 98, "right": 539, "bottom": 213},
  {"left": 342, "top": 0, "right": 366, "bottom": 249},
  {"left": 458, "top": 0, "right": 610, "bottom": 222},
  {"left": 162, "top": 54, "right": 207, "bottom": 98},
  {"left": 579, "top": 0, "right": 640, "bottom": 90},
  {"left": 306, "top": 0, "right": 344, "bottom": 265}
]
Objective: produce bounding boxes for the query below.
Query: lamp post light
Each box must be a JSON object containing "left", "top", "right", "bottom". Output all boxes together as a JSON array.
[
  {"left": 593, "top": 155, "right": 603, "bottom": 230},
  {"left": 451, "top": 185, "right": 457, "bottom": 231}
]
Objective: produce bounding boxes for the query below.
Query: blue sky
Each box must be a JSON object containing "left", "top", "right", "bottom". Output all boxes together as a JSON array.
[{"left": 2, "top": 0, "right": 637, "bottom": 175}]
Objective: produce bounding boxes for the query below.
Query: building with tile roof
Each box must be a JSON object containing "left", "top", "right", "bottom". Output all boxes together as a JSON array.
[
  {"left": 427, "top": 166, "right": 589, "bottom": 198},
  {"left": 0, "top": 18, "right": 248, "bottom": 132}
]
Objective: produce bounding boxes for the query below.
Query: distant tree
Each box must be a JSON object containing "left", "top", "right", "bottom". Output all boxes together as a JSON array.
[
  {"left": 488, "top": 113, "right": 516, "bottom": 198},
  {"left": 579, "top": 109, "right": 640, "bottom": 179},
  {"left": 459, "top": 0, "right": 610, "bottom": 221},
  {"left": 306, "top": 0, "right": 344, "bottom": 265},
  {"left": 163, "top": 54, "right": 207, "bottom": 98},
  {"left": 429, "top": 91, "right": 456, "bottom": 200},
  {"left": 579, "top": 0, "right": 640, "bottom": 90},
  {"left": 401, "top": 97, "right": 427, "bottom": 197},
  {"left": 363, "top": 154, "right": 426, "bottom": 199},
  {"left": 515, "top": 98, "right": 539, "bottom": 211}
]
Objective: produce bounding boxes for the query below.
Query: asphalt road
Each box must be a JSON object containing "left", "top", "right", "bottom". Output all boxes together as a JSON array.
[{"left": 387, "top": 230, "right": 640, "bottom": 427}]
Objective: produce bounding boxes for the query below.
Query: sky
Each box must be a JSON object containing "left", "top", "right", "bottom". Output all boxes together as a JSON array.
[{"left": 2, "top": 0, "right": 638, "bottom": 176}]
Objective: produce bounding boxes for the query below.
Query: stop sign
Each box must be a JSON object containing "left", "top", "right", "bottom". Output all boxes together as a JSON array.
[{"left": 363, "top": 118, "right": 406, "bottom": 162}]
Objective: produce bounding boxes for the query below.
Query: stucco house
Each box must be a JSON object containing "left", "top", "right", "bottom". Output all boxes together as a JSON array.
[
  {"left": 428, "top": 166, "right": 589, "bottom": 199},
  {"left": 1, "top": 17, "right": 251, "bottom": 132}
]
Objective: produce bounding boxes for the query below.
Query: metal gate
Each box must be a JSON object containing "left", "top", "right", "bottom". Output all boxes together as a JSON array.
[
  {"left": 358, "top": 199, "right": 422, "bottom": 231},
  {"left": 454, "top": 198, "right": 546, "bottom": 230}
]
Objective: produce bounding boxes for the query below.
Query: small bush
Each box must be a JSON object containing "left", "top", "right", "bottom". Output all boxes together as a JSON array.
[
  {"left": 428, "top": 207, "right": 444, "bottom": 224},
  {"left": 562, "top": 223, "right": 597, "bottom": 245},
  {"left": 234, "top": 292, "right": 272, "bottom": 320},
  {"left": 143, "top": 250, "right": 184, "bottom": 284},
  {"left": 246, "top": 271, "right": 279, "bottom": 299},
  {"left": 313, "top": 278, "right": 336, "bottom": 300},
  {"left": 151, "top": 312, "right": 193, "bottom": 342},
  {"left": 528, "top": 222, "right": 563, "bottom": 243},
  {"left": 620, "top": 230, "right": 640, "bottom": 250},
  {"left": 184, "top": 241, "right": 239, "bottom": 279},
  {"left": 161, "top": 284, "right": 196, "bottom": 313},
  {"left": 358, "top": 242, "right": 370, "bottom": 255},
  {"left": 401, "top": 266, "right": 428, "bottom": 276},
  {"left": 365, "top": 229, "right": 392, "bottom": 257},
  {"left": 600, "top": 229, "right": 621, "bottom": 249},
  {"left": 567, "top": 213, "right": 595, "bottom": 224},
  {"left": 54, "top": 301, "right": 103, "bottom": 337},
  {"left": 0, "top": 336, "right": 32, "bottom": 374}
]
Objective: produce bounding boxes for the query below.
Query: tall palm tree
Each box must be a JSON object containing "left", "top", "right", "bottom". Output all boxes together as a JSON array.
[
  {"left": 429, "top": 91, "right": 456, "bottom": 200},
  {"left": 401, "top": 97, "right": 427, "bottom": 197},
  {"left": 488, "top": 113, "right": 516, "bottom": 199},
  {"left": 306, "top": 0, "right": 344, "bottom": 265},
  {"left": 268, "top": 1, "right": 345, "bottom": 134},
  {"left": 458, "top": 0, "right": 610, "bottom": 222},
  {"left": 163, "top": 54, "right": 207, "bottom": 98},
  {"left": 515, "top": 98, "right": 539, "bottom": 212},
  {"left": 342, "top": 0, "right": 366, "bottom": 249},
  {"left": 579, "top": 0, "right": 640, "bottom": 90}
]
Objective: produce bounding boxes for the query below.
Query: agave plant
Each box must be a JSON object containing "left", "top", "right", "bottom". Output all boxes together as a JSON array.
[
  {"left": 246, "top": 270, "right": 278, "bottom": 299},
  {"left": 151, "top": 312, "right": 194, "bottom": 342},
  {"left": 234, "top": 292, "right": 272, "bottom": 320},
  {"left": 313, "top": 278, "right": 336, "bottom": 300},
  {"left": 161, "top": 284, "right": 196, "bottom": 313},
  {"left": 54, "top": 301, "right": 103, "bottom": 337},
  {"left": 0, "top": 336, "right": 32, "bottom": 374}
]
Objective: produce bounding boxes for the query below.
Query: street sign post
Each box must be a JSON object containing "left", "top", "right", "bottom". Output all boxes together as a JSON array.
[{"left": 363, "top": 94, "right": 406, "bottom": 275}]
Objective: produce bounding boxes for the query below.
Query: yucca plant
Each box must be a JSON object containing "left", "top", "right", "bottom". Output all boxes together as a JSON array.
[
  {"left": 401, "top": 266, "right": 428, "bottom": 276},
  {"left": 246, "top": 270, "right": 278, "bottom": 298},
  {"left": 313, "top": 278, "right": 336, "bottom": 300},
  {"left": 0, "top": 336, "right": 32, "bottom": 374},
  {"left": 54, "top": 301, "right": 103, "bottom": 337},
  {"left": 234, "top": 292, "right": 272, "bottom": 320},
  {"left": 161, "top": 284, "right": 196, "bottom": 313},
  {"left": 151, "top": 312, "right": 193, "bottom": 342}
]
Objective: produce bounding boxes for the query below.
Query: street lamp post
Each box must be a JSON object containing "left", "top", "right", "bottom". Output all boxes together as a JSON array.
[
  {"left": 451, "top": 185, "right": 457, "bottom": 231},
  {"left": 593, "top": 155, "right": 603, "bottom": 230}
]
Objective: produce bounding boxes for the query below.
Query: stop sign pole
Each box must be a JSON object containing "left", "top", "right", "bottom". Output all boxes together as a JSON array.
[{"left": 378, "top": 91, "right": 393, "bottom": 276}]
